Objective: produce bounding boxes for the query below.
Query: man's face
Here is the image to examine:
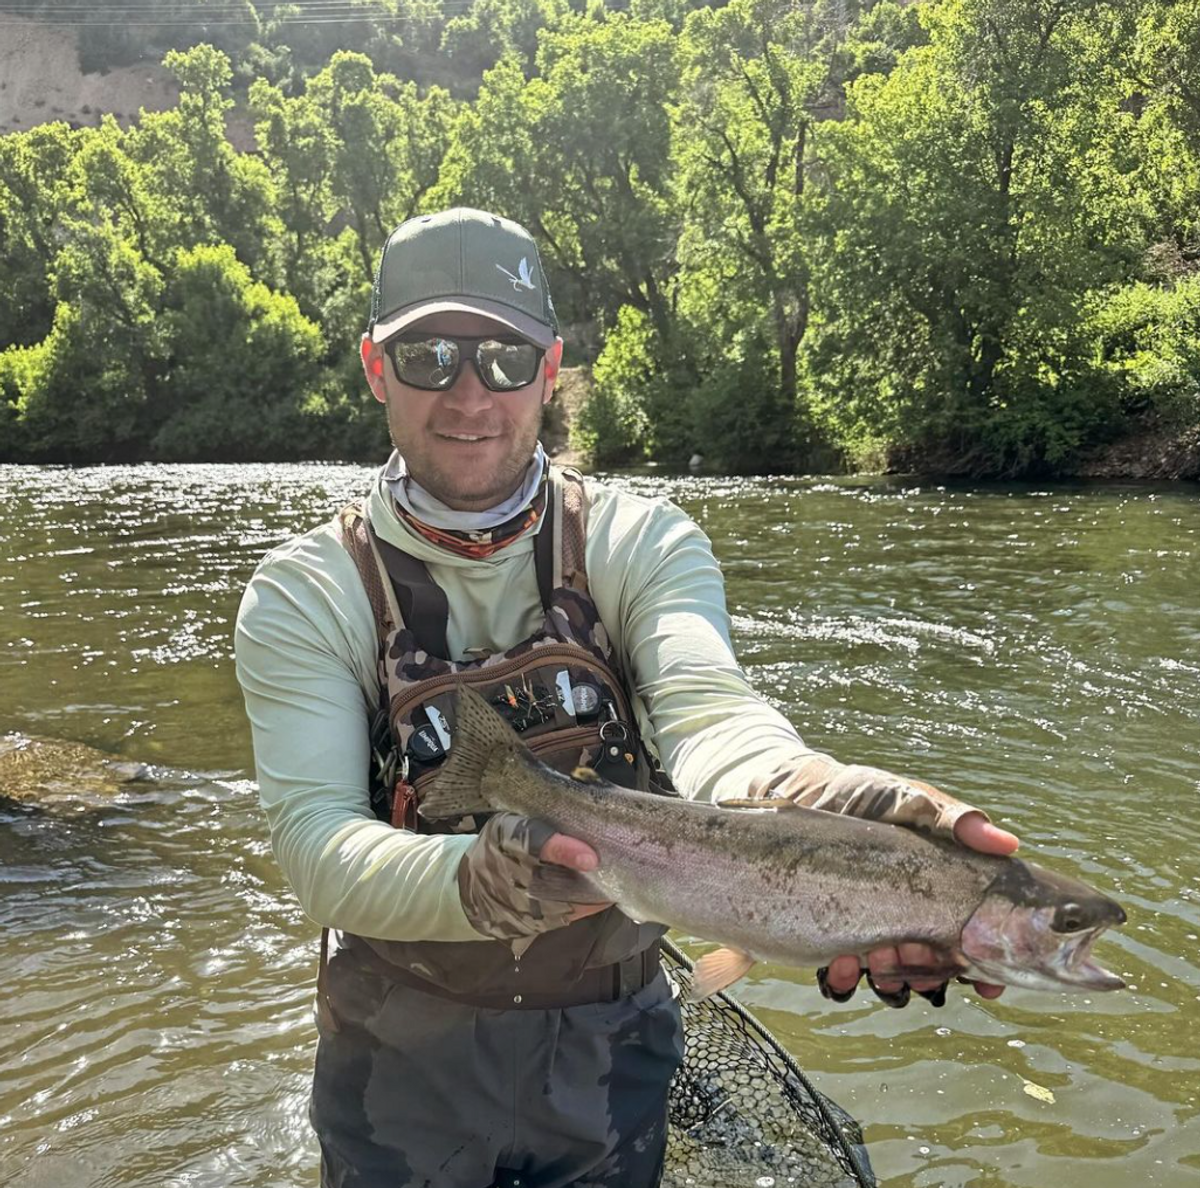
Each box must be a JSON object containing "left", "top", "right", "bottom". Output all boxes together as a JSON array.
[{"left": 361, "top": 312, "right": 562, "bottom": 512}]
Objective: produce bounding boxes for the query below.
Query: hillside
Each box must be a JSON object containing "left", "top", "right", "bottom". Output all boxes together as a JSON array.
[
  {"left": 2, "top": 5, "right": 1197, "bottom": 479},
  {"left": 0, "top": 15, "right": 179, "bottom": 134}
]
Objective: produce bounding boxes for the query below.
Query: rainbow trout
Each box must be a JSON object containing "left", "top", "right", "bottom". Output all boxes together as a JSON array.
[{"left": 422, "top": 687, "right": 1127, "bottom": 999}]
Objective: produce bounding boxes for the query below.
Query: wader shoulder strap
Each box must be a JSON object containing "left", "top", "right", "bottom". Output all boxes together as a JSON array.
[
  {"left": 339, "top": 468, "right": 590, "bottom": 661},
  {"left": 338, "top": 501, "right": 452, "bottom": 659},
  {"left": 369, "top": 530, "right": 451, "bottom": 660},
  {"left": 535, "top": 477, "right": 556, "bottom": 611},
  {"left": 337, "top": 503, "right": 396, "bottom": 654}
]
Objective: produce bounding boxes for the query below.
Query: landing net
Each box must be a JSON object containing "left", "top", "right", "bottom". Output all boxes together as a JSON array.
[{"left": 661, "top": 939, "right": 876, "bottom": 1188}]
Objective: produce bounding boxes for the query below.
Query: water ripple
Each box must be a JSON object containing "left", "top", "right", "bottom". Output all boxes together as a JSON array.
[{"left": 1, "top": 466, "right": 1197, "bottom": 1188}]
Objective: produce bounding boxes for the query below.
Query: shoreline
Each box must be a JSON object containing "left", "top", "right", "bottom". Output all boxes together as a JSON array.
[{"left": 543, "top": 369, "right": 1200, "bottom": 483}]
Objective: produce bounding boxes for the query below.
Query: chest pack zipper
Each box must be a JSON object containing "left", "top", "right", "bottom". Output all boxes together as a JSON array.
[{"left": 387, "top": 641, "right": 634, "bottom": 729}]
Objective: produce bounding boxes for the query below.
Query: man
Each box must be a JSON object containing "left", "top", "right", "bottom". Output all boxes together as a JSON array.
[{"left": 235, "top": 207, "right": 1017, "bottom": 1188}]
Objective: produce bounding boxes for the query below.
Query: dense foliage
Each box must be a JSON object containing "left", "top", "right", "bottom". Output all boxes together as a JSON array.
[{"left": 1, "top": 0, "right": 1197, "bottom": 474}]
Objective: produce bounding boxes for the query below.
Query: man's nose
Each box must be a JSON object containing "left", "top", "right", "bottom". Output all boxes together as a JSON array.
[{"left": 440, "top": 361, "right": 495, "bottom": 415}]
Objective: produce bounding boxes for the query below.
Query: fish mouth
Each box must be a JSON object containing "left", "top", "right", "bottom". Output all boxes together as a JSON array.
[
  {"left": 962, "top": 879, "right": 1128, "bottom": 994},
  {"left": 968, "top": 924, "right": 1125, "bottom": 993},
  {"left": 1053, "top": 926, "right": 1125, "bottom": 991}
]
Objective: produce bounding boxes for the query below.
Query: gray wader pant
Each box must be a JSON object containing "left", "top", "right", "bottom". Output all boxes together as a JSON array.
[{"left": 312, "top": 949, "right": 685, "bottom": 1188}]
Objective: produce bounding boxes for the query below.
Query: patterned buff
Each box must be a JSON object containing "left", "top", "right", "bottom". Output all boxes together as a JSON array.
[{"left": 393, "top": 471, "right": 549, "bottom": 559}]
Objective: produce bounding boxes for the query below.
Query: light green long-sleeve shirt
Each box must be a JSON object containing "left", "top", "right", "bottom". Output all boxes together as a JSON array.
[{"left": 234, "top": 469, "right": 834, "bottom": 946}]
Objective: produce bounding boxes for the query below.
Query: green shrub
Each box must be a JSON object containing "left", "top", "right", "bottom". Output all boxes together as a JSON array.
[
  {"left": 151, "top": 243, "right": 325, "bottom": 460},
  {"left": 690, "top": 330, "right": 796, "bottom": 473},
  {"left": 1094, "top": 278, "right": 1200, "bottom": 427},
  {"left": 573, "top": 305, "right": 655, "bottom": 465},
  {"left": 0, "top": 345, "right": 39, "bottom": 460}
]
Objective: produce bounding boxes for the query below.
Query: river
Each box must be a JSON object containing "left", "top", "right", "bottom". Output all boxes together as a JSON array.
[{"left": 1, "top": 463, "right": 1196, "bottom": 1188}]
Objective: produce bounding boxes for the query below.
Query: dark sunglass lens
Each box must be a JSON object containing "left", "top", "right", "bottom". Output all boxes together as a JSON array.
[
  {"left": 477, "top": 341, "right": 540, "bottom": 390},
  {"left": 391, "top": 338, "right": 460, "bottom": 389}
]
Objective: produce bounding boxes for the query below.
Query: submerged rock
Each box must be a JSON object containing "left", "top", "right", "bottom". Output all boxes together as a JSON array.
[{"left": 0, "top": 734, "right": 150, "bottom": 809}]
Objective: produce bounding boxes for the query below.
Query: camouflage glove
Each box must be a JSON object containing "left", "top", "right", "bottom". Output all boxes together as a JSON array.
[
  {"left": 457, "top": 812, "right": 578, "bottom": 943},
  {"left": 751, "top": 756, "right": 987, "bottom": 839}
]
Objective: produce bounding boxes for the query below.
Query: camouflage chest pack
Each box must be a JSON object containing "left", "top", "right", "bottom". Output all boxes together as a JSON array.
[{"left": 333, "top": 466, "right": 667, "bottom": 1000}]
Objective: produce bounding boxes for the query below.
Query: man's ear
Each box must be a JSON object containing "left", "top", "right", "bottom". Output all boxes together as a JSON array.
[
  {"left": 542, "top": 338, "right": 564, "bottom": 404},
  {"left": 361, "top": 335, "right": 387, "bottom": 404}
]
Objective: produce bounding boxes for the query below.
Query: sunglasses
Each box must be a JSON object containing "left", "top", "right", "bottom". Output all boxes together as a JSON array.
[{"left": 384, "top": 333, "right": 545, "bottom": 392}]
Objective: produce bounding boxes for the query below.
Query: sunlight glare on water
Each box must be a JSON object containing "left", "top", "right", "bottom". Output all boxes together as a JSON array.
[{"left": 0, "top": 464, "right": 1196, "bottom": 1188}]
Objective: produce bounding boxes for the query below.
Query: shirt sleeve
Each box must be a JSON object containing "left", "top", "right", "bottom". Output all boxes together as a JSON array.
[
  {"left": 586, "top": 489, "right": 838, "bottom": 802},
  {"left": 234, "top": 533, "right": 484, "bottom": 943}
]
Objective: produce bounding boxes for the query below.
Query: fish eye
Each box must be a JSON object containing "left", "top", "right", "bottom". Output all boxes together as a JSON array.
[{"left": 1053, "top": 902, "right": 1085, "bottom": 933}]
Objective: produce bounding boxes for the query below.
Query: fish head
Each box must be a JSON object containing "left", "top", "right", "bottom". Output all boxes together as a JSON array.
[{"left": 959, "top": 859, "right": 1127, "bottom": 992}]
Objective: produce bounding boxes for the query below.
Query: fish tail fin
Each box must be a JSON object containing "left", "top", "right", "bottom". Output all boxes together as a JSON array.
[{"left": 418, "top": 686, "right": 524, "bottom": 819}]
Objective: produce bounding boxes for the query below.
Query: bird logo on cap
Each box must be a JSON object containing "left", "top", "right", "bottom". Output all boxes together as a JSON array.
[{"left": 496, "top": 258, "right": 536, "bottom": 292}]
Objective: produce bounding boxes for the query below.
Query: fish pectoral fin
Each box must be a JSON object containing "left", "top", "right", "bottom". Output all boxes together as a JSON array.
[
  {"left": 689, "top": 946, "right": 756, "bottom": 1001},
  {"left": 529, "top": 864, "right": 608, "bottom": 904},
  {"left": 715, "top": 797, "right": 799, "bottom": 811}
]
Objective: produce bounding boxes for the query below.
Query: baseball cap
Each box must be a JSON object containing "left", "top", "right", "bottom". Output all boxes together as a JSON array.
[{"left": 368, "top": 207, "right": 558, "bottom": 349}]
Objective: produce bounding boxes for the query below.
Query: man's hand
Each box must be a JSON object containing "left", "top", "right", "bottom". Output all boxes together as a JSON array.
[
  {"left": 821, "top": 809, "right": 1020, "bottom": 1005},
  {"left": 541, "top": 833, "right": 609, "bottom": 922},
  {"left": 458, "top": 815, "right": 610, "bottom": 941}
]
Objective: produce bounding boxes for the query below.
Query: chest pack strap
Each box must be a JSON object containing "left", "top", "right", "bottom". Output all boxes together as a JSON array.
[
  {"left": 339, "top": 465, "right": 589, "bottom": 661},
  {"left": 370, "top": 535, "right": 452, "bottom": 659}
]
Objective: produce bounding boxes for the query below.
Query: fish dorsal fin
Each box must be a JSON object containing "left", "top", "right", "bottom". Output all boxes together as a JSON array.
[
  {"left": 690, "top": 946, "right": 756, "bottom": 1000},
  {"left": 716, "top": 797, "right": 800, "bottom": 811},
  {"left": 572, "top": 766, "right": 602, "bottom": 783},
  {"left": 418, "top": 687, "right": 526, "bottom": 819}
]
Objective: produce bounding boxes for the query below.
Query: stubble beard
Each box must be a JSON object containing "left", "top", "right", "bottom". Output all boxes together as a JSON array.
[{"left": 389, "top": 405, "right": 544, "bottom": 512}]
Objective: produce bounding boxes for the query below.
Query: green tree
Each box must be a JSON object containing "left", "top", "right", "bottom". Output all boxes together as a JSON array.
[
  {"left": 1094, "top": 276, "right": 1200, "bottom": 428},
  {"left": 249, "top": 75, "right": 338, "bottom": 312},
  {"left": 16, "top": 219, "right": 164, "bottom": 462},
  {"left": 0, "top": 123, "right": 82, "bottom": 350},
  {"left": 441, "top": 0, "right": 568, "bottom": 82},
  {"left": 440, "top": 12, "right": 681, "bottom": 339},
  {"left": 809, "top": 0, "right": 1144, "bottom": 474},
  {"left": 676, "top": 0, "right": 840, "bottom": 408},
  {"left": 151, "top": 243, "right": 325, "bottom": 460},
  {"left": 1125, "top": 0, "right": 1200, "bottom": 274},
  {"left": 124, "top": 45, "right": 278, "bottom": 274},
  {"left": 299, "top": 52, "right": 457, "bottom": 283}
]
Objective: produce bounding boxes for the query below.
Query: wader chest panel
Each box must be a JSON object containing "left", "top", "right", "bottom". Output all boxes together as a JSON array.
[{"left": 335, "top": 466, "right": 665, "bottom": 999}]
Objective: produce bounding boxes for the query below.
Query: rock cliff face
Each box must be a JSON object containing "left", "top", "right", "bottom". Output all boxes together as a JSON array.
[{"left": 0, "top": 15, "right": 180, "bottom": 134}]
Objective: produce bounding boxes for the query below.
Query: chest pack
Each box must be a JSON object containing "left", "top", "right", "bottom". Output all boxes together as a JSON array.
[{"left": 330, "top": 466, "right": 668, "bottom": 1004}]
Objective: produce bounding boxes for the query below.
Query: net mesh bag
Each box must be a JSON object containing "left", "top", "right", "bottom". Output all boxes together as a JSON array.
[{"left": 661, "top": 940, "right": 876, "bottom": 1188}]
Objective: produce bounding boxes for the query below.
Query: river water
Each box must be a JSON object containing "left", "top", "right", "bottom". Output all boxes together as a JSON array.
[{"left": 0, "top": 463, "right": 1196, "bottom": 1188}]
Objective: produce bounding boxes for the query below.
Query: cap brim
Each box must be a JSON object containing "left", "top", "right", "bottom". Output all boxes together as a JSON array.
[{"left": 370, "top": 298, "right": 556, "bottom": 349}]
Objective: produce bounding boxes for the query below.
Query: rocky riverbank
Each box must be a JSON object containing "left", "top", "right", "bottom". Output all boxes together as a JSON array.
[
  {"left": 1070, "top": 421, "right": 1200, "bottom": 481},
  {"left": 542, "top": 366, "right": 591, "bottom": 470}
]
